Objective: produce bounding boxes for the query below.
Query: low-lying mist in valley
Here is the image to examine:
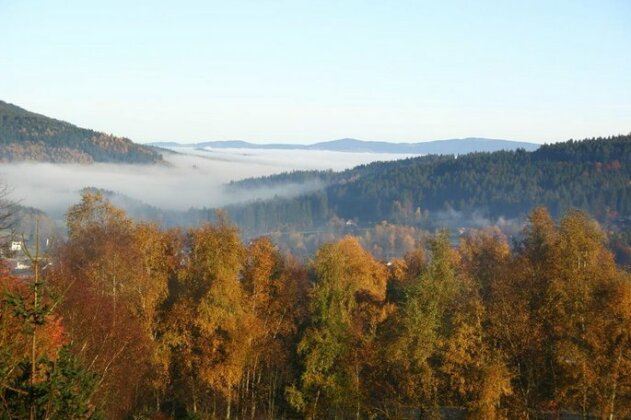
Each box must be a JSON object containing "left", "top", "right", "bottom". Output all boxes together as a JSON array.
[
  {"left": 0, "top": 147, "right": 420, "bottom": 218},
  {"left": 1, "top": 146, "right": 530, "bottom": 260}
]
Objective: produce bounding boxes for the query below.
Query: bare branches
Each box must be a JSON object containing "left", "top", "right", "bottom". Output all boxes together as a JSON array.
[{"left": 0, "top": 182, "right": 16, "bottom": 247}]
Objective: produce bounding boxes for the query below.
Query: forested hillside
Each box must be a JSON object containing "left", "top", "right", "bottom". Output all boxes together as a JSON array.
[
  {"left": 0, "top": 100, "right": 162, "bottom": 163},
  {"left": 225, "top": 135, "right": 631, "bottom": 235},
  {"left": 2, "top": 193, "right": 630, "bottom": 418}
]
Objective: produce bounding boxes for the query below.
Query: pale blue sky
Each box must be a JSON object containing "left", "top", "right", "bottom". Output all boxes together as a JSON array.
[{"left": 1, "top": 0, "right": 630, "bottom": 144}]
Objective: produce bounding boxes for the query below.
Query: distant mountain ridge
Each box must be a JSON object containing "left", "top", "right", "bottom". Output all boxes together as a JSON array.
[
  {"left": 0, "top": 100, "right": 162, "bottom": 164},
  {"left": 150, "top": 137, "right": 539, "bottom": 154}
]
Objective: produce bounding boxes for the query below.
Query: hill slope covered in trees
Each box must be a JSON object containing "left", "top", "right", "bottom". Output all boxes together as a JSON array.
[
  {"left": 0, "top": 100, "right": 162, "bottom": 163},
  {"left": 224, "top": 135, "right": 631, "bottom": 235}
]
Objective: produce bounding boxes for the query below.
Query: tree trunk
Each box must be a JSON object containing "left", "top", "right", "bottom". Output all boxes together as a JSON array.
[
  {"left": 608, "top": 347, "right": 623, "bottom": 420},
  {"left": 312, "top": 389, "right": 321, "bottom": 420},
  {"left": 192, "top": 382, "right": 197, "bottom": 414},
  {"left": 30, "top": 227, "right": 40, "bottom": 420}
]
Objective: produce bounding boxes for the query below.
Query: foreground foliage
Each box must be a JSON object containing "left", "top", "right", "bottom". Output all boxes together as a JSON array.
[
  {"left": 0, "top": 250, "right": 100, "bottom": 418},
  {"left": 2, "top": 191, "right": 631, "bottom": 419}
]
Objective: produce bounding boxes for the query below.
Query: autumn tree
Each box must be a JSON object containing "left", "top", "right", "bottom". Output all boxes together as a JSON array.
[
  {"left": 476, "top": 208, "right": 631, "bottom": 418},
  {"left": 378, "top": 232, "right": 452, "bottom": 413},
  {"left": 475, "top": 208, "right": 561, "bottom": 416},
  {"left": 164, "top": 218, "right": 251, "bottom": 418},
  {"left": 290, "top": 236, "right": 388, "bottom": 418},
  {"left": 0, "top": 238, "right": 100, "bottom": 418},
  {"left": 238, "top": 237, "right": 308, "bottom": 418},
  {"left": 548, "top": 210, "right": 631, "bottom": 417},
  {"left": 450, "top": 228, "right": 514, "bottom": 419},
  {"left": 50, "top": 192, "right": 172, "bottom": 417}
]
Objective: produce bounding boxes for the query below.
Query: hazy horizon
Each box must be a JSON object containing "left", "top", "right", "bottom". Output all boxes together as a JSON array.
[{"left": 145, "top": 135, "right": 539, "bottom": 146}]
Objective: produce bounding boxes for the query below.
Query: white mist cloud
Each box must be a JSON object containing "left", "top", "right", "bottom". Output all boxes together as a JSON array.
[{"left": 0, "top": 148, "right": 419, "bottom": 217}]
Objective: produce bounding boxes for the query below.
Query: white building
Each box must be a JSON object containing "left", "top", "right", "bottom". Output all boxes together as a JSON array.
[
  {"left": 15, "top": 260, "right": 30, "bottom": 270},
  {"left": 10, "top": 241, "right": 22, "bottom": 252}
]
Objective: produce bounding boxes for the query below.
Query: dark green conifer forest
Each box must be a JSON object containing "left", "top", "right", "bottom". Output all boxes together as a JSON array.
[{"left": 225, "top": 135, "right": 631, "bottom": 237}]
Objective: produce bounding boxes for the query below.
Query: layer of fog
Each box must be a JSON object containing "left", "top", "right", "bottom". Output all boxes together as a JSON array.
[
  {"left": 431, "top": 207, "right": 525, "bottom": 239},
  {"left": 0, "top": 147, "right": 420, "bottom": 218}
]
